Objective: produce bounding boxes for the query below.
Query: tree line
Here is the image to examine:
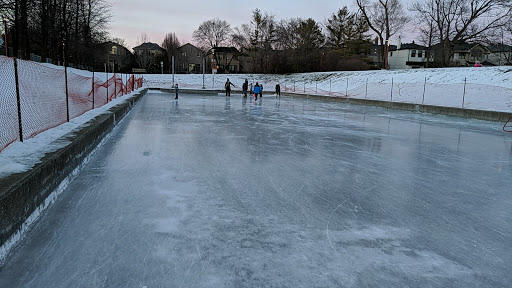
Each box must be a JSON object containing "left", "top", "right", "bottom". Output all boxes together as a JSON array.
[
  {"left": 0, "top": 0, "right": 111, "bottom": 67},
  {"left": 1, "top": 0, "right": 511, "bottom": 73}
]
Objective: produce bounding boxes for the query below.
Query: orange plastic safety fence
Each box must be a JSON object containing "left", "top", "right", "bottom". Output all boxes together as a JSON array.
[
  {"left": 0, "top": 57, "right": 19, "bottom": 151},
  {"left": 0, "top": 57, "right": 143, "bottom": 152}
]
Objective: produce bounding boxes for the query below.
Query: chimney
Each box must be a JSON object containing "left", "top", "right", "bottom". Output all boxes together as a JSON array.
[{"left": 397, "top": 36, "right": 402, "bottom": 50}]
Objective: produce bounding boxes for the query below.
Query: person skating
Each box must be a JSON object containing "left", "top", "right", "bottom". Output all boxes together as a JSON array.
[
  {"left": 175, "top": 84, "right": 179, "bottom": 99},
  {"left": 242, "top": 79, "right": 248, "bottom": 98},
  {"left": 259, "top": 83, "right": 263, "bottom": 98},
  {"left": 275, "top": 83, "right": 281, "bottom": 97},
  {"left": 250, "top": 83, "right": 253, "bottom": 95},
  {"left": 253, "top": 82, "right": 261, "bottom": 100},
  {"left": 225, "top": 78, "right": 235, "bottom": 96}
]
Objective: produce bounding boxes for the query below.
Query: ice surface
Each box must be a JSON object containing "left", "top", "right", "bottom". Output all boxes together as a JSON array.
[{"left": 0, "top": 92, "right": 511, "bottom": 287}]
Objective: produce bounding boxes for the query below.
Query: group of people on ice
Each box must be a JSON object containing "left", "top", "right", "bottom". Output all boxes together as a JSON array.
[{"left": 225, "top": 78, "right": 281, "bottom": 99}]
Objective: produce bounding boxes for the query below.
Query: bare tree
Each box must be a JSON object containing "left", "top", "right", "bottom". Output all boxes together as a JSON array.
[
  {"left": 110, "top": 37, "right": 127, "bottom": 47},
  {"left": 192, "top": 18, "right": 231, "bottom": 50},
  {"left": 161, "top": 32, "right": 180, "bottom": 67},
  {"left": 231, "top": 24, "right": 251, "bottom": 51},
  {"left": 411, "top": 0, "right": 512, "bottom": 67},
  {"left": 1, "top": 0, "right": 110, "bottom": 65},
  {"left": 274, "top": 18, "right": 301, "bottom": 50},
  {"left": 356, "top": 0, "right": 409, "bottom": 68},
  {"left": 136, "top": 33, "right": 151, "bottom": 46}
]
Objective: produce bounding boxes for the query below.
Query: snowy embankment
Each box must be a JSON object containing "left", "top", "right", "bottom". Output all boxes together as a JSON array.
[{"left": 144, "top": 67, "right": 512, "bottom": 113}]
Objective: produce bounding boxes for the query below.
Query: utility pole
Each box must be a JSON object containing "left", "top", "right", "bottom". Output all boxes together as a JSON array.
[{"left": 3, "top": 17, "right": 8, "bottom": 56}]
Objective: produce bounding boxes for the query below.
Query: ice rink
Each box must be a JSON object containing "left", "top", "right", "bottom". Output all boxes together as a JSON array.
[{"left": 1, "top": 91, "right": 511, "bottom": 287}]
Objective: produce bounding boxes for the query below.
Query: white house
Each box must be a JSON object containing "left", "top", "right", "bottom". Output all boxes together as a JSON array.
[{"left": 388, "top": 38, "right": 429, "bottom": 69}]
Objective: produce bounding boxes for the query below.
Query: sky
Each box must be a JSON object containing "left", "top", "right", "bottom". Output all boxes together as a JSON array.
[{"left": 107, "top": 0, "right": 417, "bottom": 50}]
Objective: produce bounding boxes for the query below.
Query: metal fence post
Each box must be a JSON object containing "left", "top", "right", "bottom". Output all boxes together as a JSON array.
[
  {"left": 114, "top": 72, "right": 117, "bottom": 99},
  {"left": 463, "top": 77, "right": 467, "bottom": 108},
  {"left": 13, "top": 58, "right": 23, "bottom": 142},
  {"left": 422, "top": 77, "right": 426, "bottom": 105},
  {"left": 365, "top": 78, "right": 368, "bottom": 99},
  {"left": 105, "top": 63, "right": 109, "bottom": 103},
  {"left": 329, "top": 79, "right": 332, "bottom": 95},
  {"left": 390, "top": 78, "right": 393, "bottom": 102},
  {"left": 64, "top": 49, "right": 69, "bottom": 122},
  {"left": 92, "top": 68, "right": 95, "bottom": 109},
  {"left": 346, "top": 78, "right": 348, "bottom": 96}
]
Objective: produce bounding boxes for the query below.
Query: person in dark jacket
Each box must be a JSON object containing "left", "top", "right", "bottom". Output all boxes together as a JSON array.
[
  {"left": 242, "top": 79, "right": 248, "bottom": 97},
  {"left": 275, "top": 83, "right": 281, "bottom": 97},
  {"left": 175, "top": 84, "right": 179, "bottom": 99},
  {"left": 225, "top": 78, "right": 235, "bottom": 96}
]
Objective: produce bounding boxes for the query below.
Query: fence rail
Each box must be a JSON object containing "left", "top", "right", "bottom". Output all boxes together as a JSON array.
[{"left": 0, "top": 56, "right": 143, "bottom": 152}]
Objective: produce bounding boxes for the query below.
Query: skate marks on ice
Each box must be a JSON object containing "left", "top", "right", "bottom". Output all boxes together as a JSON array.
[{"left": 325, "top": 200, "right": 477, "bottom": 287}]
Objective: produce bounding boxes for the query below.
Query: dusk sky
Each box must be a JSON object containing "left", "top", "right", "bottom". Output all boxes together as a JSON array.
[{"left": 107, "top": 0, "right": 416, "bottom": 50}]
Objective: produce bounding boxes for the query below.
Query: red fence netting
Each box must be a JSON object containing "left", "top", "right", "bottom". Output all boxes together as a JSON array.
[
  {"left": 0, "top": 58, "right": 19, "bottom": 151},
  {"left": 0, "top": 56, "right": 143, "bottom": 153}
]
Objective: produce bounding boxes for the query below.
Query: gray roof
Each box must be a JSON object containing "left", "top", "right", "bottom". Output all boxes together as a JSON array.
[
  {"left": 133, "top": 42, "right": 164, "bottom": 51},
  {"left": 487, "top": 44, "right": 512, "bottom": 53},
  {"left": 390, "top": 43, "right": 427, "bottom": 51}
]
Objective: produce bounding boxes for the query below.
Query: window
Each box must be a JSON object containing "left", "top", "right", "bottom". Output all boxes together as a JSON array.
[
  {"left": 411, "top": 50, "right": 417, "bottom": 57},
  {"left": 182, "top": 52, "right": 187, "bottom": 57},
  {"left": 459, "top": 53, "right": 465, "bottom": 59},
  {"left": 418, "top": 51, "right": 423, "bottom": 58},
  {"left": 111, "top": 46, "right": 118, "bottom": 55}
]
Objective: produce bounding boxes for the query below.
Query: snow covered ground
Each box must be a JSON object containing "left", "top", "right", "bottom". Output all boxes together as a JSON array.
[{"left": 144, "top": 67, "right": 512, "bottom": 113}]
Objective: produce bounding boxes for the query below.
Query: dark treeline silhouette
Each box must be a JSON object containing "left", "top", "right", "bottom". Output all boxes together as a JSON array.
[{"left": 1, "top": 0, "right": 111, "bottom": 68}]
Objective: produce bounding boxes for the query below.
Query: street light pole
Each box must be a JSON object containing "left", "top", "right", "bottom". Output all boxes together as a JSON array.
[{"left": 3, "top": 17, "right": 8, "bottom": 57}]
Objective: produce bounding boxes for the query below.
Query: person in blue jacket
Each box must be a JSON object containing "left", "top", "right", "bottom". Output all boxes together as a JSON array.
[{"left": 253, "top": 82, "right": 261, "bottom": 100}]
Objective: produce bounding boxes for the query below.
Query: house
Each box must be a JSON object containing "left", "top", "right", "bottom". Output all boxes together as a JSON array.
[
  {"left": 176, "top": 43, "right": 204, "bottom": 74},
  {"left": 485, "top": 43, "right": 512, "bottom": 66},
  {"left": 450, "top": 43, "right": 491, "bottom": 66},
  {"left": 388, "top": 40, "right": 429, "bottom": 69},
  {"left": 98, "top": 41, "right": 136, "bottom": 73},
  {"left": 133, "top": 42, "right": 165, "bottom": 57},
  {"left": 132, "top": 42, "right": 166, "bottom": 73},
  {"left": 205, "top": 47, "right": 240, "bottom": 73}
]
